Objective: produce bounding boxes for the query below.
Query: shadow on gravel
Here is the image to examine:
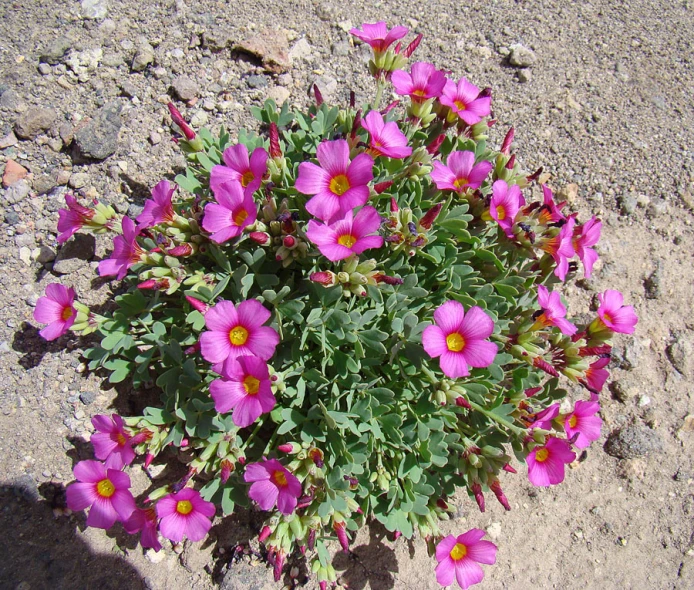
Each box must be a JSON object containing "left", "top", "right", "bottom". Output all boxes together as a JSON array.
[
  {"left": 0, "top": 479, "right": 147, "bottom": 590},
  {"left": 332, "top": 522, "right": 399, "bottom": 590},
  {"left": 12, "top": 322, "right": 76, "bottom": 370}
]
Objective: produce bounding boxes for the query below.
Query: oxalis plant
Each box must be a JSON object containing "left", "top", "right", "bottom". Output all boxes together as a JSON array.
[{"left": 33, "top": 22, "right": 638, "bottom": 590}]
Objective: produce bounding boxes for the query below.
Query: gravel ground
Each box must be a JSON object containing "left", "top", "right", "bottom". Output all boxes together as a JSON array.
[{"left": 1, "top": 0, "right": 693, "bottom": 588}]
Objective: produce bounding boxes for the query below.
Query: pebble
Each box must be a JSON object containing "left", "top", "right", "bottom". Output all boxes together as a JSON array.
[
  {"left": 6, "top": 180, "right": 31, "bottom": 205},
  {"left": 289, "top": 38, "right": 312, "bottom": 61},
  {"left": 2, "top": 159, "right": 28, "bottom": 188},
  {"left": 643, "top": 263, "right": 662, "bottom": 299},
  {"left": 52, "top": 233, "right": 96, "bottom": 274},
  {"left": 620, "top": 194, "right": 638, "bottom": 215},
  {"left": 35, "top": 246, "right": 56, "bottom": 263},
  {"left": 149, "top": 131, "right": 162, "bottom": 145},
  {"left": 132, "top": 44, "right": 155, "bottom": 72},
  {"left": 40, "top": 37, "right": 72, "bottom": 65},
  {"left": 68, "top": 172, "right": 89, "bottom": 189},
  {"left": 56, "top": 170, "right": 71, "bottom": 185},
  {"left": 604, "top": 424, "right": 663, "bottom": 459},
  {"left": 267, "top": 86, "right": 291, "bottom": 105},
  {"left": 102, "top": 52, "right": 124, "bottom": 67},
  {"left": 666, "top": 335, "right": 693, "bottom": 378},
  {"left": 517, "top": 69, "right": 532, "bottom": 83},
  {"left": 25, "top": 291, "right": 39, "bottom": 307},
  {"left": 246, "top": 74, "right": 269, "bottom": 89},
  {"left": 0, "top": 131, "right": 18, "bottom": 149},
  {"left": 38, "top": 63, "right": 52, "bottom": 76},
  {"left": 81, "top": 0, "right": 108, "bottom": 19},
  {"left": 14, "top": 107, "right": 57, "bottom": 140},
  {"left": 508, "top": 44, "right": 537, "bottom": 67},
  {"left": 190, "top": 111, "right": 208, "bottom": 127},
  {"left": 172, "top": 75, "right": 199, "bottom": 101},
  {"left": 19, "top": 247, "right": 32, "bottom": 266},
  {"left": 4, "top": 210, "right": 21, "bottom": 225},
  {"left": 74, "top": 101, "right": 122, "bottom": 160}
]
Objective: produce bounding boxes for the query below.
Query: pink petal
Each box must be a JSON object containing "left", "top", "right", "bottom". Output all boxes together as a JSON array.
[
  {"left": 257, "top": 386, "right": 276, "bottom": 413},
  {"left": 249, "top": 479, "right": 279, "bottom": 510},
  {"left": 45, "top": 283, "right": 74, "bottom": 306},
  {"left": 317, "top": 140, "right": 349, "bottom": 177},
  {"left": 210, "top": 378, "right": 247, "bottom": 414},
  {"left": 461, "top": 340, "right": 497, "bottom": 368},
  {"left": 74, "top": 460, "right": 106, "bottom": 483},
  {"left": 336, "top": 186, "right": 370, "bottom": 216},
  {"left": 222, "top": 144, "right": 250, "bottom": 173},
  {"left": 457, "top": 78, "right": 481, "bottom": 103},
  {"left": 210, "top": 165, "right": 241, "bottom": 196},
  {"left": 467, "top": 161, "right": 493, "bottom": 185},
  {"left": 305, "top": 191, "right": 340, "bottom": 222},
  {"left": 465, "top": 540, "right": 497, "bottom": 565},
  {"left": 436, "top": 535, "right": 458, "bottom": 561},
  {"left": 111, "top": 489, "right": 136, "bottom": 520},
  {"left": 457, "top": 529, "right": 487, "bottom": 545},
  {"left": 155, "top": 494, "right": 178, "bottom": 518},
  {"left": 86, "top": 496, "right": 119, "bottom": 529},
  {"left": 233, "top": 395, "right": 263, "bottom": 428},
  {"left": 39, "top": 320, "right": 70, "bottom": 341},
  {"left": 351, "top": 235, "right": 383, "bottom": 254},
  {"left": 33, "top": 298, "right": 65, "bottom": 325},
  {"left": 191, "top": 494, "right": 216, "bottom": 518},
  {"left": 249, "top": 147, "right": 269, "bottom": 177},
  {"left": 243, "top": 463, "right": 271, "bottom": 483},
  {"left": 430, "top": 162, "right": 456, "bottom": 190},
  {"left": 295, "top": 162, "right": 331, "bottom": 196},
  {"left": 352, "top": 205, "right": 381, "bottom": 236},
  {"left": 391, "top": 69, "right": 413, "bottom": 95},
  {"left": 236, "top": 299, "right": 271, "bottom": 329},
  {"left": 459, "top": 306, "right": 494, "bottom": 340},
  {"left": 245, "top": 326, "right": 279, "bottom": 360},
  {"left": 183, "top": 510, "right": 213, "bottom": 541},
  {"left": 159, "top": 512, "right": 187, "bottom": 543},
  {"left": 200, "top": 330, "right": 233, "bottom": 364},
  {"left": 434, "top": 300, "right": 465, "bottom": 333},
  {"left": 440, "top": 350, "right": 470, "bottom": 379},
  {"left": 447, "top": 151, "right": 474, "bottom": 179},
  {"left": 66, "top": 482, "right": 97, "bottom": 511},
  {"left": 346, "top": 152, "right": 375, "bottom": 187},
  {"left": 205, "top": 301, "right": 238, "bottom": 331},
  {"left": 318, "top": 242, "right": 354, "bottom": 261},
  {"left": 422, "top": 325, "right": 447, "bottom": 358},
  {"left": 91, "top": 432, "right": 119, "bottom": 461},
  {"left": 276, "top": 489, "right": 298, "bottom": 514},
  {"left": 455, "top": 558, "right": 485, "bottom": 589},
  {"left": 435, "top": 558, "right": 456, "bottom": 586}
]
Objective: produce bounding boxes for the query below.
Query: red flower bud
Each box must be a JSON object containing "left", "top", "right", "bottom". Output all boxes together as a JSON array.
[
  {"left": 334, "top": 521, "right": 350, "bottom": 553},
  {"left": 374, "top": 273, "right": 404, "bottom": 286},
  {"left": 277, "top": 443, "right": 294, "bottom": 453},
  {"left": 393, "top": 530, "right": 402, "bottom": 540},
  {"left": 373, "top": 181, "right": 394, "bottom": 195},
  {"left": 283, "top": 235, "right": 296, "bottom": 248},
  {"left": 273, "top": 549, "right": 285, "bottom": 582},
  {"left": 419, "top": 203, "right": 442, "bottom": 230},
  {"left": 436, "top": 498, "right": 449, "bottom": 510},
  {"left": 269, "top": 122, "right": 282, "bottom": 158},
  {"left": 220, "top": 459, "right": 234, "bottom": 484},
  {"left": 313, "top": 83, "right": 324, "bottom": 106},
  {"left": 310, "top": 271, "right": 336, "bottom": 286},
  {"left": 249, "top": 231, "right": 270, "bottom": 245},
  {"left": 455, "top": 396, "right": 471, "bottom": 409},
  {"left": 351, "top": 109, "right": 362, "bottom": 139},
  {"left": 381, "top": 100, "right": 400, "bottom": 115},
  {"left": 490, "top": 480, "right": 511, "bottom": 511},
  {"left": 308, "top": 528, "right": 316, "bottom": 551},
  {"left": 258, "top": 525, "right": 272, "bottom": 544},
  {"left": 427, "top": 134, "right": 446, "bottom": 155},
  {"left": 167, "top": 102, "right": 196, "bottom": 141},
  {"left": 471, "top": 482, "right": 485, "bottom": 512},
  {"left": 168, "top": 244, "right": 193, "bottom": 257},
  {"left": 505, "top": 154, "right": 516, "bottom": 170},
  {"left": 403, "top": 33, "right": 423, "bottom": 58},
  {"left": 524, "top": 387, "right": 543, "bottom": 397},
  {"left": 503, "top": 463, "right": 517, "bottom": 474},
  {"left": 144, "top": 453, "right": 154, "bottom": 468},
  {"left": 500, "top": 127, "right": 515, "bottom": 155},
  {"left": 533, "top": 357, "right": 559, "bottom": 377},
  {"left": 527, "top": 166, "right": 544, "bottom": 182},
  {"left": 185, "top": 296, "right": 209, "bottom": 314},
  {"left": 137, "top": 279, "right": 158, "bottom": 290}
]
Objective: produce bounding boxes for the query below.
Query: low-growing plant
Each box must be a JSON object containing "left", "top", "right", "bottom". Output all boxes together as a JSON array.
[{"left": 34, "top": 21, "right": 637, "bottom": 589}]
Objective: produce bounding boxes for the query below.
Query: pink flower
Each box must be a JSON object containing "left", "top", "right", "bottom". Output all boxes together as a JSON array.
[
  {"left": 572, "top": 216, "right": 601, "bottom": 278},
  {"left": 202, "top": 181, "right": 257, "bottom": 243},
  {"left": 98, "top": 216, "right": 144, "bottom": 280},
  {"left": 210, "top": 144, "right": 268, "bottom": 196},
  {"left": 305, "top": 206, "right": 383, "bottom": 262},
  {"left": 489, "top": 180, "right": 524, "bottom": 235},
  {"left": 536, "top": 185, "right": 567, "bottom": 224},
  {"left": 581, "top": 356, "right": 610, "bottom": 395},
  {"left": 295, "top": 140, "right": 374, "bottom": 222},
  {"left": 244, "top": 458, "right": 302, "bottom": 515},
  {"left": 440, "top": 78, "right": 491, "bottom": 126},
  {"left": 534, "top": 285, "right": 577, "bottom": 336},
  {"left": 349, "top": 22, "right": 408, "bottom": 53},
  {"left": 539, "top": 217, "right": 575, "bottom": 281},
  {"left": 360, "top": 111, "right": 412, "bottom": 159},
  {"left": 66, "top": 460, "right": 136, "bottom": 529},
  {"left": 527, "top": 437, "right": 576, "bottom": 487},
  {"left": 200, "top": 299, "right": 280, "bottom": 375},
  {"left": 530, "top": 403, "right": 560, "bottom": 431},
  {"left": 156, "top": 488, "right": 215, "bottom": 543},
  {"left": 210, "top": 356, "right": 275, "bottom": 428},
  {"left": 430, "top": 151, "right": 492, "bottom": 193},
  {"left": 435, "top": 529, "right": 497, "bottom": 589},
  {"left": 422, "top": 301, "right": 497, "bottom": 379},
  {"left": 57, "top": 194, "right": 95, "bottom": 243},
  {"left": 123, "top": 507, "right": 162, "bottom": 551},
  {"left": 391, "top": 62, "right": 447, "bottom": 102},
  {"left": 596, "top": 290, "right": 638, "bottom": 334},
  {"left": 563, "top": 400, "right": 602, "bottom": 449},
  {"left": 137, "top": 180, "right": 176, "bottom": 228},
  {"left": 91, "top": 414, "right": 135, "bottom": 469},
  {"left": 33, "top": 283, "right": 76, "bottom": 341}
]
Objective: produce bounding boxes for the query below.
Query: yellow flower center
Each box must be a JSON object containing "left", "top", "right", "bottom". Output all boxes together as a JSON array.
[
  {"left": 446, "top": 332, "right": 466, "bottom": 352},
  {"left": 337, "top": 234, "right": 357, "bottom": 248},
  {"left": 602, "top": 312, "right": 613, "bottom": 324},
  {"left": 454, "top": 100, "right": 467, "bottom": 111},
  {"left": 176, "top": 500, "right": 193, "bottom": 515},
  {"left": 241, "top": 171, "right": 254, "bottom": 188},
  {"left": 568, "top": 415, "right": 578, "bottom": 428},
  {"left": 243, "top": 375, "right": 260, "bottom": 395},
  {"left": 233, "top": 209, "right": 249, "bottom": 226},
  {"left": 272, "top": 470, "right": 288, "bottom": 487},
  {"left": 329, "top": 174, "right": 350, "bottom": 196},
  {"left": 535, "top": 448, "right": 550, "bottom": 463},
  {"left": 116, "top": 433, "right": 127, "bottom": 446},
  {"left": 496, "top": 205, "right": 506, "bottom": 220},
  {"left": 229, "top": 325, "right": 249, "bottom": 346},
  {"left": 96, "top": 478, "right": 115, "bottom": 498},
  {"left": 453, "top": 177, "right": 469, "bottom": 190},
  {"left": 62, "top": 307, "right": 74, "bottom": 320},
  {"left": 450, "top": 542, "right": 468, "bottom": 560},
  {"left": 412, "top": 89, "right": 427, "bottom": 97}
]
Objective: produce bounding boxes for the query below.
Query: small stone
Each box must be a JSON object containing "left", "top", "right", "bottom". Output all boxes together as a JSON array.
[
  {"left": 680, "top": 415, "right": 694, "bottom": 432},
  {"left": 620, "top": 194, "right": 638, "bottom": 215},
  {"left": 153, "top": 67, "right": 167, "bottom": 80},
  {"left": 246, "top": 74, "right": 269, "bottom": 89},
  {"left": 38, "top": 63, "right": 52, "bottom": 76},
  {"left": 14, "top": 107, "right": 57, "bottom": 140},
  {"left": 557, "top": 183, "right": 579, "bottom": 205},
  {"left": 267, "top": 86, "right": 291, "bottom": 105},
  {"left": 6, "top": 180, "right": 31, "bottom": 204},
  {"left": 666, "top": 335, "right": 694, "bottom": 378},
  {"left": 644, "top": 264, "right": 662, "bottom": 299},
  {"left": 102, "top": 52, "right": 124, "bottom": 67},
  {"left": 52, "top": 234, "right": 96, "bottom": 274},
  {"left": 19, "top": 247, "right": 32, "bottom": 266},
  {"left": 14, "top": 474, "right": 40, "bottom": 502},
  {"left": 132, "top": 44, "right": 155, "bottom": 72},
  {"left": 74, "top": 101, "right": 122, "bottom": 160},
  {"left": 517, "top": 69, "right": 532, "bottom": 83},
  {"left": 56, "top": 170, "right": 71, "bottom": 185},
  {"left": 235, "top": 28, "right": 291, "bottom": 73},
  {"left": 611, "top": 338, "right": 640, "bottom": 370},
  {"left": 79, "top": 390, "right": 97, "bottom": 405},
  {"left": 312, "top": 75, "right": 338, "bottom": 100},
  {"left": 68, "top": 172, "right": 89, "bottom": 189},
  {"left": 40, "top": 37, "right": 72, "bottom": 65},
  {"left": 172, "top": 75, "right": 198, "bottom": 101},
  {"left": 508, "top": 44, "right": 537, "bottom": 67},
  {"left": 81, "top": 0, "right": 108, "bottom": 19},
  {"left": 0, "top": 131, "right": 18, "bottom": 149},
  {"left": 190, "top": 111, "right": 208, "bottom": 127},
  {"left": 149, "top": 132, "right": 162, "bottom": 145},
  {"left": 2, "top": 159, "right": 28, "bottom": 188},
  {"left": 36, "top": 246, "right": 56, "bottom": 263},
  {"left": 0, "top": 341, "right": 10, "bottom": 354},
  {"left": 25, "top": 291, "right": 39, "bottom": 306},
  {"left": 638, "top": 395, "right": 651, "bottom": 407},
  {"left": 604, "top": 424, "right": 663, "bottom": 459},
  {"left": 486, "top": 522, "right": 502, "bottom": 540},
  {"left": 4, "top": 210, "right": 20, "bottom": 225},
  {"left": 145, "top": 548, "right": 166, "bottom": 563},
  {"left": 120, "top": 81, "right": 138, "bottom": 98},
  {"left": 609, "top": 381, "right": 634, "bottom": 403},
  {"left": 289, "top": 38, "right": 312, "bottom": 61}
]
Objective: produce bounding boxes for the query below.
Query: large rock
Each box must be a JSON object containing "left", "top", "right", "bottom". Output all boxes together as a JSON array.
[
  {"left": 74, "top": 101, "right": 122, "bottom": 160},
  {"left": 14, "top": 107, "right": 57, "bottom": 139},
  {"left": 40, "top": 37, "right": 72, "bottom": 65},
  {"left": 604, "top": 424, "right": 663, "bottom": 459}
]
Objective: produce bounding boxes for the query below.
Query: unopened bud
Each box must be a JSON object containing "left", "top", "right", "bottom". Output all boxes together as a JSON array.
[
  {"left": 533, "top": 357, "right": 559, "bottom": 377},
  {"left": 403, "top": 33, "right": 423, "bottom": 58},
  {"left": 503, "top": 463, "right": 518, "bottom": 474},
  {"left": 427, "top": 134, "right": 446, "bottom": 155},
  {"left": 334, "top": 521, "right": 350, "bottom": 553},
  {"left": 220, "top": 459, "right": 234, "bottom": 484},
  {"left": 283, "top": 235, "right": 296, "bottom": 248},
  {"left": 455, "top": 396, "right": 471, "bottom": 409},
  {"left": 374, "top": 273, "right": 404, "bottom": 286},
  {"left": 269, "top": 122, "right": 282, "bottom": 158},
  {"left": 310, "top": 271, "right": 337, "bottom": 286},
  {"left": 471, "top": 482, "right": 485, "bottom": 512},
  {"left": 249, "top": 231, "right": 270, "bottom": 245},
  {"left": 419, "top": 203, "right": 442, "bottom": 230},
  {"left": 490, "top": 480, "right": 511, "bottom": 511},
  {"left": 167, "top": 102, "right": 196, "bottom": 141},
  {"left": 505, "top": 154, "right": 516, "bottom": 170},
  {"left": 168, "top": 244, "right": 193, "bottom": 257},
  {"left": 381, "top": 100, "right": 400, "bottom": 115},
  {"left": 185, "top": 296, "right": 209, "bottom": 314},
  {"left": 258, "top": 525, "right": 272, "bottom": 544},
  {"left": 375, "top": 181, "right": 394, "bottom": 195},
  {"left": 313, "top": 83, "right": 324, "bottom": 106},
  {"left": 500, "top": 127, "right": 515, "bottom": 155}
]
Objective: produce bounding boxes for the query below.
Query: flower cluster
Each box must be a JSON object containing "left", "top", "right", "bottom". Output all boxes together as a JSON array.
[{"left": 34, "top": 20, "right": 639, "bottom": 590}]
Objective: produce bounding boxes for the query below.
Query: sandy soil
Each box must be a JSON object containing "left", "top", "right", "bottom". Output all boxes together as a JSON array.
[{"left": 1, "top": 1, "right": 693, "bottom": 588}]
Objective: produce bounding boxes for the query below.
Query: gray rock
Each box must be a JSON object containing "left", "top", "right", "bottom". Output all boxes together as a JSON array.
[
  {"left": 666, "top": 335, "right": 694, "bottom": 378},
  {"left": 172, "top": 75, "right": 199, "bottom": 101},
  {"left": 643, "top": 263, "right": 662, "bottom": 299},
  {"left": 312, "top": 74, "right": 338, "bottom": 100},
  {"left": 81, "top": 0, "right": 108, "bottom": 20},
  {"left": 0, "top": 88, "right": 21, "bottom": 110},
  {"left": 517, "top": 69, "right": 532, "bottom": 83},
  {"left": 132, "top": 44, "right": 155, "bottom": 72},
  {"left": 102, "top": 52, "right": 124, "bottom": 67},
  {"left": 620, "top": 194, "right": 638, "bottom": 215},
  {"left": 74, "top": 101, "right": 122, "bottom": 160},
  {"left": 38, "top": 62, "right": 51, "bottom": 75},
  {"left": 611, "top": 337, "right": 640, "bottom": 371},
  {"left": 13, "top": 474, "right": 40, "bottom": 502},
  {"left": 508, "top": 44, "right": 537, "bottom": 68},
  {"left": 331, "top": 41, "right": 350, "bottom": 56},
  {"left": 604, "top": 424, "right": 663, "bottom": 459},
  {"left": 246, "top": 74, "right": 269, "bottom": 89},
  {"left": 68, "top": 172, "right": 89, "bottom": 189},
  {"left": 609, "top": 381, "right": 633, "bottom": 404},
  {"left": 36, "top": 246, "right": 56, "bottom": 263},
  {"left": 220, "top": 559, "right": 275, "bottom": 590},
  {"left": 79, "top": 390, "right": 97, "bottom": 405},
  {"left": 6, "top": 180, "right": 31, "bottom": 205},
  {"left": 14, "top": 107, "right": 57, "bottom": 140},
  {"left": 52, "top": 234, "right": 96, "bottom": 274},
  {"left": 4, "top": 210, "right": 20, "bottom": 225},
  {"left": 40, "top": 37, "right": 72, "bottom": 65}
]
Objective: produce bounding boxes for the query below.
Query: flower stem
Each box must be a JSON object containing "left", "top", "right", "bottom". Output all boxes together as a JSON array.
[{"left": 468, "top": 400, "right": 524, "bottom": 436}]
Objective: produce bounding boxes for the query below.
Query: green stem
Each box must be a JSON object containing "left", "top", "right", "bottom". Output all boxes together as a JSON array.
[
  {"left": 373, "top": 80, "right": 386, "bottom": 110},
  {"left": 468, "top": 400, "right": 524, "bottom": 436},
  {"left": 241, "top": 416, "right": 266, "bottom": 451}
]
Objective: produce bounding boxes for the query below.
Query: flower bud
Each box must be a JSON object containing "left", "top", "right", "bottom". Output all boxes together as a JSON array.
[
  {"left": 500, "top": 127, "right": 515, "bottom": 155},
  {"left": 375, "top": 181, "right": 395, "bottom": 195},
  {"left": 220, "top": 459, "right": 234, "bottom": 484},
  {"left": 471, "top": 482, "right": 485, "bottom": 512},
  {"left": 310, "top": 271, "right": 337, "bottom": 286},
  {"left": 258, "top": 525, "right": 272, "bottom": 544},
  {"left": 333, "top": 521, "right": 350, "bottom": 553},
  {"left": 419, "top": 203, "right": 442, "bottom": 230}
]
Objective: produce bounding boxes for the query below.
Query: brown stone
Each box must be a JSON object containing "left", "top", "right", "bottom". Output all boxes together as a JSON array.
[
  {"left": 2, "top": 160, "right": 28, "bottom": 188},
  {"left": 235, "top": 28, "right": 292, "bottom": 73}
]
